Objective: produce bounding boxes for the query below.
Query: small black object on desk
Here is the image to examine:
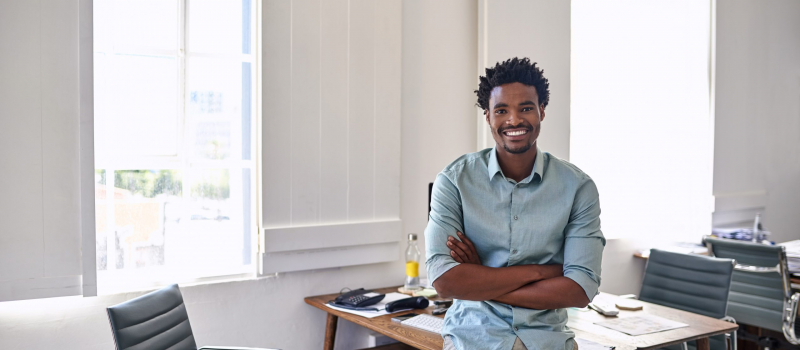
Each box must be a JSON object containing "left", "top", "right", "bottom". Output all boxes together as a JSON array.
[{"left": 385, "top": 296, "right": 429, "bottom": 312}]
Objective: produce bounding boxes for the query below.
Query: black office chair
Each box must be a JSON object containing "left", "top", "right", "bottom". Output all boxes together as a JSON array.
[
  {"left": 639, "top": 249, "right": 736, "bottom": 350},
  {"left": 704, "top": 237, "right": 800, "bottom": 349},
  {"left": 107, "top": 284, "right": 279, "bottom": 350}
]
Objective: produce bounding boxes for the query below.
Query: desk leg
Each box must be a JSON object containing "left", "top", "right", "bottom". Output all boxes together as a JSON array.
[
  {"left": 696, "top": 337, "right": 710, "bottom": 350},
  {"left": 324, "top": 313, "right": 338, "bottom": 350}
]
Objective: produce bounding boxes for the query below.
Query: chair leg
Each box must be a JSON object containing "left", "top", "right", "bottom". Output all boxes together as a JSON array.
[
  {"left": 681, "top": 342, "right": 689, "bottom": 350},
  {"left": 725, "top": 331, "right": 738, "bottom": 350}
]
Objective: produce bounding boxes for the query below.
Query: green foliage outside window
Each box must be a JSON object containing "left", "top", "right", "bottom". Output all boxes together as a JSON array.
[{"left": 115, "top": 170, "right": 183, "bottom": 198}]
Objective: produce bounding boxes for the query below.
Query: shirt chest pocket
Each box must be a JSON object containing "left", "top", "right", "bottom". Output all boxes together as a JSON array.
[{"left": 509, "top": 211, "right": 571, "bottom": 265}]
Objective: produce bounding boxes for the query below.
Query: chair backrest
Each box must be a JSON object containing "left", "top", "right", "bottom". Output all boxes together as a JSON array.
[
  {"left": 640, "top": 249, "right": 735, "bottom": 319},
  {"left": 107, "top": 284, "right": 197, "bottom": 350},
  {"left": 640, "top": 249, "right": 735, "bottom": 350},
  {"left": 704, "top": 237, "right": 789, "bottom": 332}
]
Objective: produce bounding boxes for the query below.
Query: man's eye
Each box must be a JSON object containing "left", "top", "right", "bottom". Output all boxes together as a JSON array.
[
  {"left": 495, "top": 109, "right": 506, "bottom": 114},
  {"left": 522, "top": 107, "right": 533, "bottom": 112}
]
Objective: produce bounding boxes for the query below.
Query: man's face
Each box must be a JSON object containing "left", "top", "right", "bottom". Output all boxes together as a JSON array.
[{"left": 485, "top": 82, "right": 545, "bottom": 155}]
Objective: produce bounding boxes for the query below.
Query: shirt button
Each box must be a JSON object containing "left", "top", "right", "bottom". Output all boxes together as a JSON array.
[
  {"left": 513, "top": 215, "right": 518, "bottom": 220},
  {"left": 511, "top": 249, "right": 517, "bottom": 254},
  {"left": 514, "top": 327, "right": 519, "bottom": 331}
]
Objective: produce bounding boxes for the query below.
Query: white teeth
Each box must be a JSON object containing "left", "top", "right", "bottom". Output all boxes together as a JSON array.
[{"left": 505, "top": 130, "right": 527, "bottom": 136}]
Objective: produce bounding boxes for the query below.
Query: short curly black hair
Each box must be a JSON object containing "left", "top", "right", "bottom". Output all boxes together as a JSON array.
[{"left": 475, "top": 57, "right": 550, "bottom": 111}]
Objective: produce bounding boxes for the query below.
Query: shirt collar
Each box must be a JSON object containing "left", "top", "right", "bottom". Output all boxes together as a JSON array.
[{"left": 487, "top": 146, "right": 544, "bottom": 183}]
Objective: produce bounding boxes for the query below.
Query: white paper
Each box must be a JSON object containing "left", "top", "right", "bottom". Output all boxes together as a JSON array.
[
  {"left": 420, "top": 278, "right": 431, "bottom": 288},
  {"left": 595, "top": 314, "right": 688, "bottom": 336},
  {"left": 324, "top": 292, "right": 417, "bottom": 318},
  {"left": 779, "top": 239, "right": 800, "bottom": 253},
  {"left": 575, "top": 338, "right": 614, "bottom": 350}
]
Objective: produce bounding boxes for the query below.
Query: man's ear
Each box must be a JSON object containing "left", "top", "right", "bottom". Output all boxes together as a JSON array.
[
  {"left": 484, "top": 110, "right": 490, "bottom": 123},
  {"left": 539, "top": 105, "right": 546, "bottom": 122}
]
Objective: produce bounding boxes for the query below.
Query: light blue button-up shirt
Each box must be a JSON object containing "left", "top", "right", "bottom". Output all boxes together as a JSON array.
[{"left": 425, "top": 147, "right": 605, "bottom": 350}]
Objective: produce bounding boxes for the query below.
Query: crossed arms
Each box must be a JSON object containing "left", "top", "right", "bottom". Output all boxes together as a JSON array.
[
  {"left": 433, "top": 231, "right": 590, "bottom": 309},
  {"left": 425, "top": 172, "right": 604, "bottom": 310}
]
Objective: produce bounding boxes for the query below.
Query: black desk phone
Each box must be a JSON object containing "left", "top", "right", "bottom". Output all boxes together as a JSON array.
[{"left": 332, "top": 288, "right": 385, "bottom": 308}]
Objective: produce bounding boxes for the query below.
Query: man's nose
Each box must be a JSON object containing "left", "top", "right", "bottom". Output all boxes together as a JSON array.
[{"left": 507, "top": 112, "right": 524, "bottom": 126}]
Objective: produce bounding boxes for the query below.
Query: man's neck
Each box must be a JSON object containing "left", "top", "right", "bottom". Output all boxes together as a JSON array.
[{"left": 496, "top": 145, "right": 537, "bottom": 183}]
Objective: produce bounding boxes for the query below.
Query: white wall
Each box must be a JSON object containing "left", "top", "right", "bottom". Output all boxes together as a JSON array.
[
  {"left": 477, "top": 0, "right": 571, "bottom": 160},
  {"left": 402, "top": 0, "right": 479, "bottom": 279},
  {"left": 0, "top": 0, "right": 83, "bottom": 301},
  {"left": 714, "top": 0, "right": 800, "bottom": 244}
]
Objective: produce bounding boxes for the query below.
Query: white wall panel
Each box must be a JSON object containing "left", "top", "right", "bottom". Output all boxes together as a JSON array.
[
  {"left": 262, "top": 219, "right": 401, "bottom": 252},
  {"left": 0, "top": 0, "right": 44, "bottom": 284},
  {"left": 346, "top": 0, "right": 376, "bottom": 221},
  {"left": 261, "top": 0, "right": 402, "bottom": 272},
  {"left": 80, "top": 0, "right": 97, "bottom": 297},
  {"left": 319, "top": 0, "right": 349, "bottom": 223},
  {"left": 290, "top": 0, "right": 322, "bottom": 224},
  {"left": 0, "top": 0, "right": 83, "bottom": 301},
  {"left": 262, "top": 0, "right": 293, "bottom": 227},
  {"left": 41, "top": 0, "right": 82, "bottom": 277},
  {"left": 373, "top": 0, "right": 402, "bottom": 220}
]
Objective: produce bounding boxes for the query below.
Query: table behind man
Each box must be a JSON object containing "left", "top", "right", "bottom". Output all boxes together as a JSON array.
[{"left": 424, "top": 57, "right": 605, "bottom": 350}]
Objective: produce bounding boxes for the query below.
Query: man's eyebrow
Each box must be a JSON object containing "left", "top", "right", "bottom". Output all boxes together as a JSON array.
[{"left": 493, "top": 101, "right": 536, "bottom": 109}]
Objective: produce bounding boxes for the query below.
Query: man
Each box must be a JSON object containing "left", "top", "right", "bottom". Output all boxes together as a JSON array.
[{"left": 425, "top": 57, "right": 605, "bottom": 350}]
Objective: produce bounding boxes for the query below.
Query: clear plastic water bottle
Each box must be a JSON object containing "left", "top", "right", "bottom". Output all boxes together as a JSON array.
[{"left": 404, "top": 233, "right": 421, "bottom": 291}]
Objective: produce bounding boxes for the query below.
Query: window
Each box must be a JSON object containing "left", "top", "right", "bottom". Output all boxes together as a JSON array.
[
  {"left": 93, "top": 0, "right": 257, "bottom": 293},
  {"left": 571, "top": 0, "right": 714, "bottom": 241}
]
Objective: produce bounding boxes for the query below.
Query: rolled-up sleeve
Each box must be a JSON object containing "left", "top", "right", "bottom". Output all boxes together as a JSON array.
[
  {"left": 563, "top": 177, "right": 605, "bottom": 300},
  {"left": 424, "top": 173, "right": 464, "bottom": 285}
]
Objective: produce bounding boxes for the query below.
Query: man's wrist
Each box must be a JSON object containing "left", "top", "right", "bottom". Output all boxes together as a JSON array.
[{"left": 524, "top": 264, "right": 563, "bottom": 283}]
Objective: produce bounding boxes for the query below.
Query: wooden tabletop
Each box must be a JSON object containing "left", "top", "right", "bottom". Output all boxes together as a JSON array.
[
  {"left": 306, "top": 288, "right": 738, "bottom": 350},
  {"left": 567, "top": 293, "right": 738, "bottom": 350},
  {"left": 305, "top": 286, "right": 444, "bottom": 350}
]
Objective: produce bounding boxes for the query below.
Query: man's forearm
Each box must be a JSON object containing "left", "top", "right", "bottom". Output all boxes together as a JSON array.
[
  {"left": 491, "top": 276, "right": 590, "bottom": 309},
  {"left": 432, "top": 263, "right": 562, "bottom": 300}
]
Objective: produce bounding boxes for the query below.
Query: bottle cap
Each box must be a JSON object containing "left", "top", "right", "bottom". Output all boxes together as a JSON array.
[{"left": 408, "top": 233, "right": 417, "bottom": 241}]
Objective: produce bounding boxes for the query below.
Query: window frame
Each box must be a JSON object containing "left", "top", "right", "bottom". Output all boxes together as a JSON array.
[{"left": 90, "top": 0, "right": 261, "bottom": 295}]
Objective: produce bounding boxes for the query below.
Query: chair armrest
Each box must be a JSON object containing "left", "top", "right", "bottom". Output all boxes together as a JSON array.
[{"left": 199, "top": 346, "right": 281, "bottom": 350}]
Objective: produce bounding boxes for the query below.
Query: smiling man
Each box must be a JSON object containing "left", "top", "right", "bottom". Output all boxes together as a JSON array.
[{"left": 424, "top": 57, "right": 605, "bottom": 350}]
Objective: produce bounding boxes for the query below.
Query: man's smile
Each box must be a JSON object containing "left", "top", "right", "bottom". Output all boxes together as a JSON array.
[
  {"left": 500, "top": 127, "right": 531, "bottom": 140},
  {"left": 504, "top": 129, "right": 528, "bottom": 136}
]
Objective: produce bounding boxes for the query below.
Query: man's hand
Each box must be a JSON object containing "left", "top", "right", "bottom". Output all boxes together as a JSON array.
[{"left": 447, "top": 231, "right": 482, "bottom": 265}]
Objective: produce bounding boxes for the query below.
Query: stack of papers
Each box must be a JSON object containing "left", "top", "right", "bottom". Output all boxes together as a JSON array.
[
  {"left": 595, "top": 314, "right": 688, "bottom": 336},
  {"left": 779, "top": 240, "right": 800, "bottom": 275},
  {"left": 324, "top": 292, "right": 416, "bottom": 318}
]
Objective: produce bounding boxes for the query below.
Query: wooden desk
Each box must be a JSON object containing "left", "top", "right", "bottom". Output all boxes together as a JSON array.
[
  {"left": 306, "top": 288, "right": 738, "bottom": 350},
  {"left": 305, "top": 286, "right": 444, "bottom": 350},
  {"left": 567, "top": 293, "right": 738, "bottom": 350}
]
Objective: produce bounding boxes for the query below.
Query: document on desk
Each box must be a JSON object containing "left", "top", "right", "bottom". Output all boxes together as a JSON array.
[
  {"left": 575, "top": 338, "right": 614, "bottom": 350},
  {"left": 595, "top": 314, "right": 688, "bottom": 336},
  {"left": 325, "top": 292, "right": 415, "bottom": 318}
]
